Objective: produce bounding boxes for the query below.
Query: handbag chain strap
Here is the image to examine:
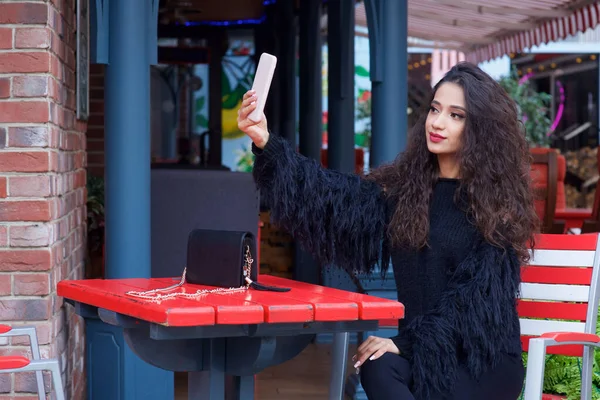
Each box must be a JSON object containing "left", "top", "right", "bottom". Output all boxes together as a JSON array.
[{"left": 125, "top": 245, "right": 255, "bottom": 303}]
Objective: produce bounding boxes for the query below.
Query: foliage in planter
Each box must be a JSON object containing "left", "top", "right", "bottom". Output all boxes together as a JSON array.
[
  {"left": 86, "top": 175, "right": 105, "bottom": 278},
  {"left": 498, "top": 70, "right": 553, "bottom": 148},
  {"left": 87, "top": 175, "right": 104, "bottom": 251}
]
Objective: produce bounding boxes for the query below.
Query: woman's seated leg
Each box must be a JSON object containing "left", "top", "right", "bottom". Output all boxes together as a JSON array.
[
  {"left": 441, "top": 354, "right": 524, "bottom": 400},
  {"left": 359, "top": 353, "right": 415, "bottom": 400}
]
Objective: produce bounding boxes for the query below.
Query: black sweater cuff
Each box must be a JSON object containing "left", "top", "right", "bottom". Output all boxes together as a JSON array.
[
  {"left": 251, "top": 133, "right": 284, "bottom": 158},
  {"left": 251, "top": 142, "right": 264, "bottom": 156},
  {"left": 390, "top": 331, "right": 413, "bottom": 359}
]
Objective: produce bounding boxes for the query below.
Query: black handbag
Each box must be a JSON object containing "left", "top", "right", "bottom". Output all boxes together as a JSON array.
[
  {"left": 185, "top": 229, "right": 289, "bottom": 292},
  {"left": 125, "top": 229, "right": 289, "bottom": 302}
]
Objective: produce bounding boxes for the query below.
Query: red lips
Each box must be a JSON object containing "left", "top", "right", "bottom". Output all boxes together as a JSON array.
[{"left": 429, "top": 132, "right": 446, "bottom": 143}]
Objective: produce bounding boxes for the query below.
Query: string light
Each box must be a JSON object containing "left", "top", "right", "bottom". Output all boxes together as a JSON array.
[
  {"left": 406, "top": 56, "right": 433, "bottom": 70},
  {"left": 179, "top": 15, "right": 267, "bottom": 26},
  {"left": 173, "top": 0, "right": 272, "bottom": 26}
]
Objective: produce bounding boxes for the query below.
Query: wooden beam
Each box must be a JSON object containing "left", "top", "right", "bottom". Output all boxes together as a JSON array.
[
  {"left": 354, "top": 29, "right": 467, "bottom": 51},
  {"left": 431, "top": 0, "right": 570, "bottom": 18},
  {"left": 408, "top": 9, "right": 538, "bottom": 30},
  {"left": 407, "top": 30, "right": 497, "bottom": 45}
]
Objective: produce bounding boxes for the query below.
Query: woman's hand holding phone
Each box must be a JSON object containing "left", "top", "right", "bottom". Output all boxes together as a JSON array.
[{"left": 237, "top": 90, "right": 269, "bottom": 149}]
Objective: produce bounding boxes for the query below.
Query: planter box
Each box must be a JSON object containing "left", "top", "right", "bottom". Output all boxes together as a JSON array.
[{"left": 542, "top": 394, "right": 567, "bottom": 400}]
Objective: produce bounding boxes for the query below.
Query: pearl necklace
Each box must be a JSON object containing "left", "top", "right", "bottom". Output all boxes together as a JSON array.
[{"left": 125, "top": 246, "right": 255, "bottom": 304}]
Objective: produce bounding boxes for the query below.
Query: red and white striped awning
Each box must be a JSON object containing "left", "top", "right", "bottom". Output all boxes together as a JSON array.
[
  {"left": 470, "top": 1, "right": 600, "bottom": 62},
  {"left": 354, "top": 1, "right": 600, "bottom": 63}
]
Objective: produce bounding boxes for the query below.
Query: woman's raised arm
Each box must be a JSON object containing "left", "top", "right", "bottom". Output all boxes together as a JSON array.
[
  {"left": 252, "top": 134, "right": 389, "bottom": 274},
  {"left": 238, "top": 90, "right": 389, "bottom": 274}
]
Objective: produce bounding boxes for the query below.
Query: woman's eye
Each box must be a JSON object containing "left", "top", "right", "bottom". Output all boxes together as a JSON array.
[
  {"left": 429, "top": 106, "right": 438, "bottom": 113},
  {"left": 451, "top": 113, "right": 465, "bottom": 120}
]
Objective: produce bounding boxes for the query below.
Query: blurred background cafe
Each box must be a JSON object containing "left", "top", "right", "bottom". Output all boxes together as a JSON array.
[{"left": 83, "top": 0, "right": 600, "bottom": 396}]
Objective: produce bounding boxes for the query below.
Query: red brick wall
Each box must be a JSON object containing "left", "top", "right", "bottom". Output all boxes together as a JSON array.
[{"left": 0, "top": 1, "right": 87, "bottom": 399}]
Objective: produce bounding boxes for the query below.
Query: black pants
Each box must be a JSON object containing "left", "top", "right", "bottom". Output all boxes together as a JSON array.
[{"left": 360, "top": 353, "right": 524, "bottom": 400}]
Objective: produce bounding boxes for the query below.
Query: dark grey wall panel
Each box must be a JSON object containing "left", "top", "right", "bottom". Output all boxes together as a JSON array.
[{"left": 151, "top": 168, "right": 259, "bottom": 278}]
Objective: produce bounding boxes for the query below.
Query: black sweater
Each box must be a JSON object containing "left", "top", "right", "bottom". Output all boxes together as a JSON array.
[
  {"left": 391, "top": 178, "right": 478, "bottom": 332},
  {"left": 252, "top": 135, "right": 523, "bottom": 399}
]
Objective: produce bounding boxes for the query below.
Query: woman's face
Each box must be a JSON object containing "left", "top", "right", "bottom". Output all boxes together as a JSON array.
[{"left": 425, "top": 82, "right": 467, "bottom": 156}]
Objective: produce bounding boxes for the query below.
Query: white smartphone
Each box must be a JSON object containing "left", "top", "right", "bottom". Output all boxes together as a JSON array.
[{"left": 249, "top": 52, "right": 277, "bottom": 123}]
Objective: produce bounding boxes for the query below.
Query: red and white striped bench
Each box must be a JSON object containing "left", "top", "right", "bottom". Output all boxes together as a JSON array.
[{"left": 521, "top": 233, "right": 600, "bottom": 400}]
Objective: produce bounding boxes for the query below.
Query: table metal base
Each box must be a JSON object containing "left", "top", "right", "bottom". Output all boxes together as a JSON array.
[{"left": 73, "top": 303, "right": 379, "bottom": 400}]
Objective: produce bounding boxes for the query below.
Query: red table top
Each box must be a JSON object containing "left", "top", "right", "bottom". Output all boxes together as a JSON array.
[{"left": 57, "top": 275, "right": 404, "bottom": 327}]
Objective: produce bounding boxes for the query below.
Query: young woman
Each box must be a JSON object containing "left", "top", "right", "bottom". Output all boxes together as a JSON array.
[{"left": 237, "top": 62, "right": 538, "bottom": 400}]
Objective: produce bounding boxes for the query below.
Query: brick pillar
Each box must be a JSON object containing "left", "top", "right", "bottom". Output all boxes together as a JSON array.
[{"left": 0, "top": 1, "right": 87, "bottom": 399}]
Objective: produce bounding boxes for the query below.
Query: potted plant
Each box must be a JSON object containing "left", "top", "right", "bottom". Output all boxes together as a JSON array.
[
  {"left": 499, "top": 70, "right": 553, "bottom": 148},
  {"left": 500, "top": 70, "right": 567, "bottom": 213}
]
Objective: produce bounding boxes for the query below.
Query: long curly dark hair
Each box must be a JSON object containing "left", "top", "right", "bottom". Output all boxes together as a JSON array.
[{"left": 369, "top": 62, "right": 539, "bottom": 262}]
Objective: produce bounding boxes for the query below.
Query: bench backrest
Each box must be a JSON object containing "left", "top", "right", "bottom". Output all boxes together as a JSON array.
[{"left": 519, "top": 233, "right": 600, "bottom": 356}]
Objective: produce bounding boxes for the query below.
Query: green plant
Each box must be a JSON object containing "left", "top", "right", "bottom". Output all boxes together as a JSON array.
[
  {"left": 355, "top": 65, "right": 371, "bottom": 149},
  {"left": 498, "top": 70, "right": 553, "bottom": 147},
  {"left": 234, "top": 143, "right": 255, "bottom": 173},
  {"left": 356, "top": 95, "right": 371, "bottom": 149},
  {"left": 86, "top": 175, "right": 104, "bottom": 253},
  {"left": 542, "top": 354, "right": 600, "bottom": 399}
]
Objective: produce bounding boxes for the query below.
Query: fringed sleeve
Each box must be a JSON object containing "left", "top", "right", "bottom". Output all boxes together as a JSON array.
[
  {"left": 391, "top": 242, "right": 522, "bottom": 400},
  {"left": 252, "top": 134, "right": 389, "bottom": 275}
]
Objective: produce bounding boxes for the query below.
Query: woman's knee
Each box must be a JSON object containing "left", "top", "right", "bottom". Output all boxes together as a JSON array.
[
  {"left": 360, "top": 354, "right": 415, "bottom": 400},
  {"left": 360, "top": 353, "right": 403, "bottom": 387}
]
